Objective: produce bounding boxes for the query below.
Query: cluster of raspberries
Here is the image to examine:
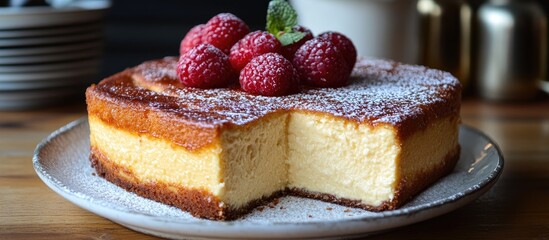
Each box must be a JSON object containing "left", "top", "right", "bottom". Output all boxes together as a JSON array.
[{"left": 177, "top": 13, "right": 356, "bottom": 96}]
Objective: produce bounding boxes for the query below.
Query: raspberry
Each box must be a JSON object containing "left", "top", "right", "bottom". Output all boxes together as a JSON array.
[
  {"left": 203, "top": 13, "right": 250, "bottom": 54},
  {"left": 229, "top": 31, "right": 282, "bottom": 72},
  {"left": 179, "top": 24, "right": 206, "bottom": 55},
  {"left": 293, "top": 38, "right": 349, "bottom": 88},
  {"left": 240, "top": 53, "right": 299, "bottom": 96},
  {"left": 280, "top": 25, "right": 313, "bottom": 60},
  {"left": 177, "top": 44, "right": 234, "bottom": 88},
  {"left": 318, "top": 32, "right": 357, "bottom": 72}
]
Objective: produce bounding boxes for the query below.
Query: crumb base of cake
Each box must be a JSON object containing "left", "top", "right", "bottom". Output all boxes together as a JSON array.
[{"left": 90, "top": 144, "right": 460, "bottom": 220}]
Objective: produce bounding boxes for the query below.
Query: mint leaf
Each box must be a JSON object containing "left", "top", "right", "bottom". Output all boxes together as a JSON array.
[
  {"left": 266, "top": 0, "right": 305, "bottom": 46},
  {"left": 278, "top": 31, "right": 306, "bottom": 46},
  {"left": 266, "top": 0, "right": 297, "bottom": 34}
]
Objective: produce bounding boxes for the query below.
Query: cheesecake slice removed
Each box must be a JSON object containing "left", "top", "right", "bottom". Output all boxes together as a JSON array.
[{"left": 86, "top": 57, "right": 461, "bottom": 220}]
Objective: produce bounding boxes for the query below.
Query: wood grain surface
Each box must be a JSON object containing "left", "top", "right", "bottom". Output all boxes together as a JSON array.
[{"left": 1, "top": 98, "right": 548, "bottom": 239}]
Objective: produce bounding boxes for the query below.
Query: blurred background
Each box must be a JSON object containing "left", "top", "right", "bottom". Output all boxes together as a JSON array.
[
  {"left": 1, "top": 0, "right": 548, "bottom": 109},
  {"left": 100, "top": 0, "right": 269, "bottom": 78}
]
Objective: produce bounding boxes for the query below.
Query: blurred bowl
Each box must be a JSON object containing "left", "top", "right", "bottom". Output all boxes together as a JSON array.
[
  {"left": 0, "top": 48, "right": 100, "bottom": 64},
  {"left": 0, "top": 67, "right": 97, "bottom": 82},
  {"left": 0, "top": 0, "right": 109, "bottom": 29},
  {"left": 0, "top": 31, "right": 101, "bottom": 47},
  {"left": 0, "top": 87, "right": 79, "bottom": 110},
  {"left": 0, "top": 59, "right": 99, "bottom": 73},
  {"left": 291, "top": 0, "right": 419, "bottom": 64},
  {"left": 0, "top": 22, "right": 101, "bottom": 38},
  {"left": 0, "top": 74, "right": 96, "bottom": 90},
  {"left": 0, "top": 41, "right": 102, "bottom": 57}
]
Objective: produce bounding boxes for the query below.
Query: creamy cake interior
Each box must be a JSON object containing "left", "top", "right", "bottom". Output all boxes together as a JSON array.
[{"left": 89, "top": 111, "right": 459, "bottom": 216}]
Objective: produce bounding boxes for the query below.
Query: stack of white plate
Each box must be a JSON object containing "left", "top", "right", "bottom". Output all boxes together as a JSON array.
[{"left": 0, "top": 0, "right": 110, "bottom": 110}]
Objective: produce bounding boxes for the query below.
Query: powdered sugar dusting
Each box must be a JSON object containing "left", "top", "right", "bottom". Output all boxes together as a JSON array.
[{"left": 97, "top": 57, "right": 460, "bottom": 128}]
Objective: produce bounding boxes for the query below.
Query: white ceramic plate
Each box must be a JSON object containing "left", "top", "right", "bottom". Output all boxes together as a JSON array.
[
  {"left": 0, "top": 59, "right": 99, "bottom": 73},
  {"left": 0, "top": 48, "right": 99, "bottom": 65},
  {"left": 33, "top": 120, "right": 503, "bottom": 239},
  {"left": 0, "top": 1, "right": 109, "bottom": 29},
  {"left": 0, "top": 41, "right": 102, "bottom": 57},
  {"left": 0, "top": 22, "right": 101, "bottom": 39}
]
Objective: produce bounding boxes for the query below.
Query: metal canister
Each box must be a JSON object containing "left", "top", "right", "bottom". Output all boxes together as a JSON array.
[
  {"left": 475, "top": 0, "right": 547, "bottom": 101},
  {"left": 540, "top": 0, "right": 549, "bottom": 85},
  {"left": 417, "top": 0, "right": 472, "bottom": 87}
]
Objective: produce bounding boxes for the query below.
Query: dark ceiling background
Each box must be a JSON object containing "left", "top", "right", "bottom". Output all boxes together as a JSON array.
[{"left": 100, "top": 0, "right": 270, "bottom": 79}]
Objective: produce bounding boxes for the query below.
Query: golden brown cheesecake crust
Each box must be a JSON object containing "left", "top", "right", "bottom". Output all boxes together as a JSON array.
[{"left": 86, "top": 57, "right": 461, "bottom": 152}]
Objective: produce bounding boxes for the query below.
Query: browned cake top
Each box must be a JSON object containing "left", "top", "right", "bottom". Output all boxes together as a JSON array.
[{"left": 88, "top": 57, "right": 461, "bottom": 148}]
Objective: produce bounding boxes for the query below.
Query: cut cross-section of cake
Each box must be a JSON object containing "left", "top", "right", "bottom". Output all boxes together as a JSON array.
[{"left": 86, "top": 57, "right": 461, "bottom": 220}]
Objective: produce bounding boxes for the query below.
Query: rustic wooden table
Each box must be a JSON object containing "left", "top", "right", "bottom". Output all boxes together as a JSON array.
[{"left": 1, "top": 97, "right": 548, "bottom": 239}]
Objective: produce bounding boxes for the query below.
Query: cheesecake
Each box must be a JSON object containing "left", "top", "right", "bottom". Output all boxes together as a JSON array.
[{"left": 86, "top": 57, "right": 461, "bottom": 220}]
